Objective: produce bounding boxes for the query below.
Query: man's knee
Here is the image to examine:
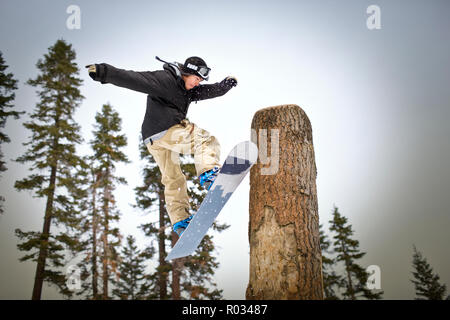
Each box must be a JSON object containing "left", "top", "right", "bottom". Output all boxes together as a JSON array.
[{"left": 161, "top": 173, "right": 187, "bottom": 190}]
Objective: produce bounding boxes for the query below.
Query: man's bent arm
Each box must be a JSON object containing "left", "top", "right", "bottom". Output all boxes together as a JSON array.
[{"left": 189, "top": 77, "right": 236, "bottom": 102}]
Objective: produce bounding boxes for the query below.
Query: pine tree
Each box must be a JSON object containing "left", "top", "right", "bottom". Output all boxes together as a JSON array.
[
  {"left": 319, "top": 223, "right": 343, "bottom": 300},
  {"left": 134, "top": 141, "right": 228, "bottom": 299},
  {"left": 329, "top": 206, "right": 383, "bottom": 300},
  {"left": 72, "top": 157, "right": 103, "bottom": 300},
  {"left": 0, "top": 50, "right": 23, "bottom": 214},
  {"left": 411, "top": 245, "right": 448, "bottom": 300},
  {"left": 112, "top": 235, "right": 154, "bottom": 300},
  {"left": 14, "top": 40, "right": 86, "bottom": 300},
  {"left": 71, "top": 104, "right": 129, "bottom": 300},
  {"left": 89, "top": 103, "right": 129, "bottom": 299}
]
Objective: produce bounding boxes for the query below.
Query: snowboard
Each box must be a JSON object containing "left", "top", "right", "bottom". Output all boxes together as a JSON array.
[{"left": 166, "top": 141, "right": 258, "bottom": 261}]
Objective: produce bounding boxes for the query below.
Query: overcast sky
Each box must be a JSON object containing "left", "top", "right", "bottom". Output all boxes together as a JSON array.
[{"left": 1, "top": 0, "right": 449, "bottom": 299}]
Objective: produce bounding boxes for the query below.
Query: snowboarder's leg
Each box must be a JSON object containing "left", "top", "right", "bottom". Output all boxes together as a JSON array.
[
  {"left": 152, "top": 120, "right": 221, "bottom": 177},
  {"left": 191, "top": 124, "right": 221, "bottom": 177},
  {"left": 146, "top": 143, "right": 191, "bottom": 225}
]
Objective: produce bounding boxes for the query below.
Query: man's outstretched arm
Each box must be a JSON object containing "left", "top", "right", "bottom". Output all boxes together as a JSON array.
[
  {"left": 86, "top": 63, "right": 163, "bottom": 96},
  {"left": 189, "top": 76, "right": 238, "bottom": 102}
]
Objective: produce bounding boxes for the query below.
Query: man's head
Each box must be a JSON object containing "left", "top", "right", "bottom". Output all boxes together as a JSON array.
[{"left": 180, "top": 56, "right": 210, "bottom": 90}]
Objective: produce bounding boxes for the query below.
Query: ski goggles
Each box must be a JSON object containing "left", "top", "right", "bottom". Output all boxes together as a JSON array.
[{"left": 185, "top": 63, "right": 211, "bottom": 79}]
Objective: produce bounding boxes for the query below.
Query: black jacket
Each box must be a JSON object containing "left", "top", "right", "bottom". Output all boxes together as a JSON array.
[{"left": 91, "top": 63, "right": 234, "bottom": 141}]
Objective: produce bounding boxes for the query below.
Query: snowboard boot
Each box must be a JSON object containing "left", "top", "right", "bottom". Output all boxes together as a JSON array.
[
  {"left": 199, "top": 166, "right": 220, "bottom": 191},
  {"left": 173, "top": 215, "right": 193, "bottom": 237}
]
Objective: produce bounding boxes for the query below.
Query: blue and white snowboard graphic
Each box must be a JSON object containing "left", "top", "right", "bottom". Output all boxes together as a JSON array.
[{"left": 166, "top": 141, "right": 258, "bottom": 261}]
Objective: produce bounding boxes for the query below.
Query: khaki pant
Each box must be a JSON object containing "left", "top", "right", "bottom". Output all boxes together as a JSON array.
[{"left": 146, "top": 119, "right": 221, "bottom": 225}]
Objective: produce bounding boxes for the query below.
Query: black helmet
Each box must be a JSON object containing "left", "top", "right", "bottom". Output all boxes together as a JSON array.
[{"left": 180, "top": 56, "right": 210, "bottom": 81}]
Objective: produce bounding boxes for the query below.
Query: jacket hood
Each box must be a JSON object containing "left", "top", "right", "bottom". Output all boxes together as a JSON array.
[{"left": 163, "top": 63, "right": 182, "bottom": 78}]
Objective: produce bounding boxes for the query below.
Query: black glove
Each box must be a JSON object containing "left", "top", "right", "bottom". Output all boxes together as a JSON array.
[
  {"left": 85, "top": 64, "right": 97, "bottom": 80},
  {"left": 223, "top": 76, "right": 238, "bottom": 87}
]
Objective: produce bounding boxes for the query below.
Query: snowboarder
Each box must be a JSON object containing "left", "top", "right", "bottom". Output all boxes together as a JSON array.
[{"left": 86, "top": 56, "right": 237, "bottom": 236}]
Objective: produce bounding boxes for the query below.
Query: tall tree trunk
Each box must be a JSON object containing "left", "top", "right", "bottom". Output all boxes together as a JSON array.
[
  {"left": 32, "top": 117, "right": 60, "bottom": 300},
  {"left": 91, "top": 174, "right": 99, "bottom": 300},
  {"left": 158, "top": 190, "right": 168, "bottom": 299},
  {"left": 246, "top": 104, "right": 323, "bottom": 300},
  {"left": 31, "top": 163, "right": 57, "bottom": 300},
  {"left": 102, "top": 224, "right": 109, "bottom": 299},
  {"left": 102, "top": 169, "right": 110, "bottom": 300},
  {"left": 92, "top": 215, "right": 99, "bottom": 299},
  {"left": 171, "top": 234, "right": 182, "bottom": 300}
]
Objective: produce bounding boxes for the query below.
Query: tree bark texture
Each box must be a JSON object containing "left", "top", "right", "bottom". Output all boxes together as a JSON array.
[
  {"left": 158, "top": 190, "right": 168, "bottom": 299},
  {"left": 102, "top": 168, "right": 111, "bottom": 300},
  {"left": 171, "top": 234, "right": 183, "bottom": 300},
  {"left": 246, "top": 104, "right": 323, "bottom": 300},
  {"left": 91, "top": 173, "right": 100, "bottom": 299}
]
